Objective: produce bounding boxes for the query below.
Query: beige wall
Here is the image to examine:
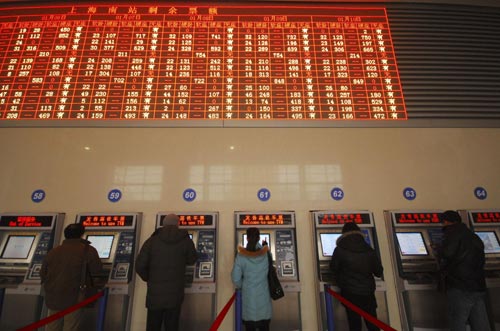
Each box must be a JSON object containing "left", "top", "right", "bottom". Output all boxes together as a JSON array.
[{"left": 0, "top": 127, "right": 499, "bottom": 330}]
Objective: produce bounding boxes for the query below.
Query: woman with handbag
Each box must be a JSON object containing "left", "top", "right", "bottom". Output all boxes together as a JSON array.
[{"left": 231, "top": 227, "right": 272, "bottom": 331}]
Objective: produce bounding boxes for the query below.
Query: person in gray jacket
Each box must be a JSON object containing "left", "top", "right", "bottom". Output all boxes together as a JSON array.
[{"left": 135, "top": 214, "right": 198, "bottom": 331}]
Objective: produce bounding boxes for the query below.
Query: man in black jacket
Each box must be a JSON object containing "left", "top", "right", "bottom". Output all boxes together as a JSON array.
[
  {"left": 135, "top": 214, "right": 198, "bottom": 331},
  {"left": 440, "top": 210, "right": 491, "bottom": 331},
  {"left": 329, "top": 222, "right": 383, "bottom": 331}
]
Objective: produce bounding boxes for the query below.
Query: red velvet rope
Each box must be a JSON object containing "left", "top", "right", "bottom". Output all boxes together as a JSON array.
[
  {"left": 16, "top": 291, "right": 104, "bottom": 331},
  {"left": 208, "top": 292, "right": 236, "bottom": 331},
  {"left": 326, "top": 287, "right": 397, "bottom": 331}
]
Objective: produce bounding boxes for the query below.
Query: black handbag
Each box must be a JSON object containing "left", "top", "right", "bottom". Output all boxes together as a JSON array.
[{"left": 267, "top": 252, "right": 285, "bottom": 300}]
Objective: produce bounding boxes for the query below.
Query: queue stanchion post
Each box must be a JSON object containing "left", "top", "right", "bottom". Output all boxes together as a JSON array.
[
  {"left": 235, "top": 289, "right": 242, "bottom": 331},
  {"left": 324, "top": 284, "right": 335, "bottom": 331},
  {"left": 96, "top": 288, "right": 109, "bottom": 331}
]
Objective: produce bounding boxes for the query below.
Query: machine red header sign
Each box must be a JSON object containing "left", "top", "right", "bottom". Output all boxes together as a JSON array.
[
  {"left": 0, "top": 215, "right": 54, "bottom": 227},
  {"left": 394, "top": 212, "right": 441, "bottom": 224},
  {"left": 170, "top": 214, "right": 214, "bottom": 227},
  {"left": 0, "top": 3, "right": 406, "bottom": 124},
  {"left": 316, "top": 212, "right": 372, "bottom": 225},
  {"left": 470, "top": 211, "right": 500, "bottom": 224},
  {"left": 78, "top": 214, "right": 135, "bottom": 227},
  {"left": 238, "top": 213, "right": 294, "bottom": 226}
]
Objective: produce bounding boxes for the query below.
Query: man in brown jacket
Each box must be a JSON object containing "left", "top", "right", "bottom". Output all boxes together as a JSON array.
[
  {"left": 41, "top": 223, "right": 102, "bottom": 331},
  {"left": 135, "top": 214, "right": 198, "bottom": 331}
]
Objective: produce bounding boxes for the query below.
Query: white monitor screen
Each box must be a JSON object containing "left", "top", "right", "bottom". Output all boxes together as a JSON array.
[
  {"left": 476, "top": 231, "right": 500, "bottom": 254},
  {"left": 1, "top": 235, "right": 36, "bottom": 259},
  {"left": 320, "top": 233, "right": 342, "bottom": 257},
  {"left": 87, "top": 235, "right": 114, "bottom": 259},
  {"left": 396, "top": 232, "right": 429, "bottom": 256},
  {"left": 243, "top": 233, "right": 271, "bottom": 249}
]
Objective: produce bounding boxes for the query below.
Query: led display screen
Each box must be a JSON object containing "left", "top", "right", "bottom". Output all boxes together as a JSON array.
[
  {"left": 0, "top": 215, "right": 54, "bottom": 227},
  {"left": 476, "top": 231, "right": 500, "bottom": 254},
  {"left": 1, "top": 235, "right": 36, "bottom": 259},
  {"left": 242, "top": 233, "right": 270, "bottom": 249},
  {"left": 79, "top": 215, "right": 134, "bottom": 227},
  {"left": 238, "top": 213, "right": 294, "bottom": 226},
  {"left": 177, "top": 214, "right": 214, "bottom": 226},
  {"left": 86, "top": 235, "right": 114, "bottom": 259},
  {"left": 396, "top": 232, "right": 428, "bottom": 256},
  {"left": 317, "top": 212, "right": 372, "bottom": 225},
  {"left": 320, "top": 233, "right": 342, "bottom": 257},
  {"left": 470, "top": 211, "right": 500, "bottom": 224},
  {"left": 0, "top": 3, "right": 406, "bottom": 124},
  {"left": 394, "top": 212, "right": 441, "bottom": 224}
]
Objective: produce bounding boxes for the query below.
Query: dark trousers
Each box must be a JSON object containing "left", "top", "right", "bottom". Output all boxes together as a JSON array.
[
  {"left": 146, "top": 307, "right": 181, "bottom": 331},
  {"left": 342, "top": 292, "right": 379, "bottom": 331},
  {"left": 243, "top": 319, "right": 271, "bottom": 331}
]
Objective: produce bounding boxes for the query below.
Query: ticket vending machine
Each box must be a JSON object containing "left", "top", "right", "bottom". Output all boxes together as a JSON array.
[
  {"left": 311, "top": 210, "right": 388, "bottom": 331},
  {"left": 155, "top": 212, "right": 218, "bottom": 330},
  {"left": 461, "top": 209, "right": 500, "bottom": 330},
  {"left": 76, "top": 212, "right": 141, "bottom": 331},
  {"left": 234, "top": 211, "right": 301, "bottom": 330},
  {"left": 385, "top": 210, "right": 447, "bottom": 331},
  {"left": 0, "top": 213, "right": 64, "bottom": 330}
]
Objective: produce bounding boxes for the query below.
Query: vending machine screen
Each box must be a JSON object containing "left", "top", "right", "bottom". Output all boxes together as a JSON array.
[
  {"left": 1, "top": 235, "right": 35, "bottom": 259},
  {"left": 320, "top": 233, "right": 342, "bottom": 257},
  {"left": 396, "top": 232, "right": 429, "bottom": 256},
  {"left": 476, "top": 231, "right": 500, "bottom": 254},
  {"left": 243, "top": 233, "right": 270, "bottom": 249},
  {"left": 87, "top": 235, "right": 115, "bottom": 259}
]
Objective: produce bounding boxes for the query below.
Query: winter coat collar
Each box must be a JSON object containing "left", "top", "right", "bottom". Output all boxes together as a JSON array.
[
  {"left": 237, "top": 245, "right": 269, "bottom": 257},
  {"left": 337, "top": 230, "right": 364, "bottom": 243}
]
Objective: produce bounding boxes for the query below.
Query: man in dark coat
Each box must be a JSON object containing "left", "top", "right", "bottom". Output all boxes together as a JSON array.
[
  {"left": 135, "top": 214, "right": 198, "bottom": 331},
  {"left": 41, "top": 223, "right": 103, "bottom": 331},
  {"left": 439, "top": 210, "right": 491, "bottom": 331},
  {"left": 329, "top": 222, "right": 383, "bottom": 331}
]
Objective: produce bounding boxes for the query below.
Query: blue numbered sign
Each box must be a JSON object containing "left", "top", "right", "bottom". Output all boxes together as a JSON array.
[
  {"left": 330, "top": 187, "right": 344, "bottom": 201},
  {"left": 108, "top": 189, "right": 122, "bottom": 203},
  {"left": 183, "top": 188, "right": 197, "bottom": 202},
  {"left": 31, "top": 189, "right": 46, "bottom": 203},
  {"left": 403, "top": 187, "right": 417, "bottom": 201},
  {"left": 257, "top": 188, "right": 271, "bottom": 202},
  {"left": 474, "top": 187, "right": 488, "bottom": 200}
]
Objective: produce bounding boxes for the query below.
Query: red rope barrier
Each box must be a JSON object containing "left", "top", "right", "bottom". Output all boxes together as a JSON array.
[
  {"left": 208, "top": 292, "right": 236, "bottom": 331},
  {"left": 326, "top": 287, "right": 397, "bottom": 331},
  {"left": 16, "top": 291, "right": 104, "bottom": 331}
]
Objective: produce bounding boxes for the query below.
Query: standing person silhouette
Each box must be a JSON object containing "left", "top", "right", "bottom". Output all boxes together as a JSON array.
[
  {"left": 232, "top": 227, "right": 272, "bottom": 331},
  {"left": 439, "top": 210, "right": 491, "bottom": 331},
  {"left": 135, "top": 214, "right": 198, "bottom": 331},
  {"left": 330, "top": 222, "right": 383, "bottom": 331},
  {"left": 41, "top": 223, "right": 103, "bottom": 331}
]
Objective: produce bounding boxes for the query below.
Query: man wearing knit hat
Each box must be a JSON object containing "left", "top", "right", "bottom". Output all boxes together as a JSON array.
[
  {"left": 135, "top": 214, "right": 198, "bottom": 331},
  {"left": 440, "top": 210, "right": 491, "bottom": 331}
]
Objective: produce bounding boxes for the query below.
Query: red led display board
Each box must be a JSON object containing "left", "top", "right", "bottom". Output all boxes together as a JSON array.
[
  {"left": 0, "top": 215, "right": 54, "bottom": 227},
  {"left": 470, "top": 211, "right": 500, "bottom": 224},
  {"left": 316, "top": 212, "right": 372, "bottom": 225},
  {"left": 161, "top": 214, "right": 214, "bottom": 227},
  {"left": 394, "top": 212, "right": 442, "bottom": 225},
  {"left": 237, "top": 212, "right": 294, "bottom": 226},
  {"left": 0, "top": 3, "right": 406, "bottom": 124},
  {"left": 78, "top": 214, "right": 135, "bottom": 227}
]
